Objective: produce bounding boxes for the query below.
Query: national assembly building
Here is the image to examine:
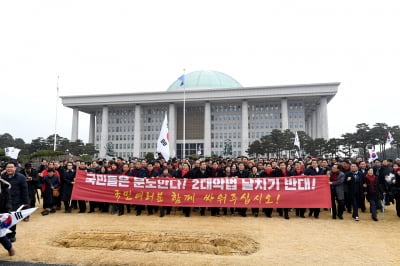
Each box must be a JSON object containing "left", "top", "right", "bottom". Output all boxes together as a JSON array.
[{"left": 61, "top": 70, "right": 339, "bottom": 159}]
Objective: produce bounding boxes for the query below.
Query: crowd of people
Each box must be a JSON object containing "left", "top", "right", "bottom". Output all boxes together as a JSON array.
[
  {"left": 0, "top": 156, "right": 399, "bottom": 257},
  {"left": 1, "top": 155, "right": 399, "bottom": 224}
]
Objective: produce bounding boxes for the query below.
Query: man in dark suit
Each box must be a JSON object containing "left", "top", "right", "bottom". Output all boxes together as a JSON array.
[
  {"left": 235, "top": 162, "right": 249, "bottom": 217},
  {"left": 346, "top": 163, "right": 366, "bottom": 221},
  {"left": 192, "top": 161, "right": 211, "bottom": 216},
  {"left": 303, "top": 159, "right": 327, "bottom": 219}
]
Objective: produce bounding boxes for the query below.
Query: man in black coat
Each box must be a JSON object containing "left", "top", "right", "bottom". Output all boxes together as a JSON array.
[
  {"left": 192, "top": 161, "right": 212, "bottom": 216},
  {"left": 235, "top": 162, "right": 249, "bottom": 217},
  {"left": 346, "top": 163, "right": 366, "bottom": 221},
  {"left": 303, "top": 159, "right": 326, "bottom": 219},
  {"left": 19, "top": 163, "right": 39, "bottom": 221},
  {"left": 61, "top": 162, "right": 75, "bottom": 213},
  {"left": 1, "top": 162, "right": 29, "bottom": 243}
]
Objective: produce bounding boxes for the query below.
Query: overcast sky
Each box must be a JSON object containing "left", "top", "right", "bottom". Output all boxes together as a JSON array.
[{"left": 1, "top": 1, "right": 398, "bottom": 145}]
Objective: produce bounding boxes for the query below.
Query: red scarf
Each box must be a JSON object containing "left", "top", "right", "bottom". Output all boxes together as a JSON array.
[
  {"left": 181, "top": 169, "right": 189, "bottom": 178},
  {"left": 330, "top": 172, "right": 338, "bottom": 182},
  {"left": 365, "top": 174, "right": 375, "bottom": 184},
  {"left": 265, "top": 169, "right": 273, "bottom": 175},
  {"left": 365, "top": 174, "right": 376, "bottom": 194},
  {"left": 212, "top": 168, "right": 218, "bottom": 177}
]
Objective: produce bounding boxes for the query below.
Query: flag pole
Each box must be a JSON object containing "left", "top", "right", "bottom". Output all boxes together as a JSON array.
[
  {"left": 182, "top": 68, "right": 186, "bottom": 159},
  {"left": 53, "top": 76, "right": 59, "bottom": 151}
]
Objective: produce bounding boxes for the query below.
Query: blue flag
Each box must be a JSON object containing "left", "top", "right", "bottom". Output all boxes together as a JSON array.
[{"left": 178, "top": 75, "right": 184, "bottom": 86}]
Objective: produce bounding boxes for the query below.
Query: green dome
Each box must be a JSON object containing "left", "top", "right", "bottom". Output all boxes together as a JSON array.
[{"left": 167, "top": 70, "right": 242, "bottom": 91}]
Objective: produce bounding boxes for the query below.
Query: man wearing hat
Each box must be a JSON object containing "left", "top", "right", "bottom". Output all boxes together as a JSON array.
[{"left": 19, "top": 163, "right": 39, "bottom": 221}]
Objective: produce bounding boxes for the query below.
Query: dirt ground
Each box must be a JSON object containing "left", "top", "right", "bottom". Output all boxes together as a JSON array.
[{"left": 1, "top": 203, "right": 399, "bottom": 265}]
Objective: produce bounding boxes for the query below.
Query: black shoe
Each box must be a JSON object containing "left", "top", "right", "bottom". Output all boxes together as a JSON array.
[
  {"left": 332, "top": 216, "right": 336, "bottom": 219},
  {"left": 41, "top": 210, "right": 50, "bottom": 216},
  {"left": 64, "top": 209, "right": 72, "bottom": 213},
  {"left": 8, "top": 236, "right": 16, "bottom": 243},
  {"left": 50, "top": 208, "right": 56, "bottom": 213},
  {"left": 136, "top": 212, "right": 141, "bottom": 216},
  {"left": 338, "top": 215, "right": 343, "bottom": 220},
  {"left": 284, "top": 215, "right": 290, "bottom": 220},
  {"left": 300, "top": 215, "right": 305, "bottom": 218},
  {"left": 372, "top": 216, "right": 378, "bottom": 221},
  {"left": 118, "top": 212, "right": 124, "bottom": 216}
]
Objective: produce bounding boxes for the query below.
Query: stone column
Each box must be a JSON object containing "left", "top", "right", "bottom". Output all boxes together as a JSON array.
[
  {"left": 204, "top": 101, "right": 211, "bottom": 157},
  {"left": 305, "top": 117, "right": 311, "bottom": 137},
  {"left": 281, "top": 98, "right": 289, "bottom": 131},
  {"left": 88, "top": 113, "right": 95, "bottom": 143},
  {"left": 319, "top": 96, "right": 328, "bottom": 139},
  {"left": 241, "top": 100, "right": 249, "bottom": 156},
  {"left": 133, "top": 104, "right": 141, "bottom": 158},
  {"left": 99, "top": 106, "right": 109, "bottom": 158},
  {"left": 311, "top": 110, "right": 317, "bottom": 139},
  {"left": 169, "top": 103, "right": 176, "bottom": 158},
  {"left": 71, "top": 108, "right": 79, "bottom": 142}
]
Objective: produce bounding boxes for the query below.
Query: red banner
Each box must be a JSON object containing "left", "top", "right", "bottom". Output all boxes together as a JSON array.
[{"left": 71, "top": 170, "right": 331, "bottom": 208}]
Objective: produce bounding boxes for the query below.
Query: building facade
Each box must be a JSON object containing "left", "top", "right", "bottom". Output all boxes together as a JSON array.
[{"left": 61, "top": 70, "right": 339, "bottom": 159}]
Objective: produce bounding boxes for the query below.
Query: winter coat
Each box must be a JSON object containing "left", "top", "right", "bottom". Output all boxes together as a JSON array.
[
  {"left": 0, "top": 179, "right": 12, "bottom": 213},
  {"left": 1, "top": 172, "right": 29, "bottom": 211},
  {"left": 330, "top": 171, "right": 345, "bottom": 200}
]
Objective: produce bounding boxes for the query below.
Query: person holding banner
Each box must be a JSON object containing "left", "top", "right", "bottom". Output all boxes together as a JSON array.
[
  {"left": 290, "top": 161, "right": 306, "bottom": 218},
  {"left": 192, "top": 161, "right": 212, "bottom": 216},
  {"left": 219, "top": 166, "right": 236, "bottom": 216},
  {"left": 275, "top": 162, "right": 290, "bottom": 219},
  {"left": 61, "top": 162, "right": 75, "bottom": 213},
  {"left": 159, "top": 168, "right": 173, "bottom": 217},
  {"left": 141, "top": 162, "right": 159, "bottom": 216},
  {"left": 235, "top": 162, "right": 249, "bottom": 217},
  {"left": 249, "top": 166, "right": 261, "bottom": 217},
  {"left": 303, "top": 159, "right": 326, "bottom": 219},
  {"left": 328, "top": 164, "right": 345, "bottom": 220},
  {"left": 260, "top": 163, "right": 275, "bottom": 218},
  {"left": 177, "top": 162, "right": 193, "bottom": 217}
]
